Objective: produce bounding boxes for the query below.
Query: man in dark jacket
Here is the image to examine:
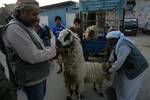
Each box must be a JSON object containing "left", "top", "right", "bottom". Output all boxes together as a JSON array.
[{"left": 34, "top": 17, "right": 51, "bottom": 46}]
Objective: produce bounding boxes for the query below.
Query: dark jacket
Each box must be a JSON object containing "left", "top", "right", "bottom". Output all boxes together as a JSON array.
[{"left": 117, "top": 39, "right": 149, "bottom": 79}]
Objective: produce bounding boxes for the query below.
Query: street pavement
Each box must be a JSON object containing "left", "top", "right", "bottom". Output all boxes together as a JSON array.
[{"left": 0, "top": 33, "right": 150, "bottom": 100}]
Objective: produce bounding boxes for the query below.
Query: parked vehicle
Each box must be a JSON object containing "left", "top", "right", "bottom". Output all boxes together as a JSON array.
[
  {"left": 123, "top": 18, "right": 138, "bottom": 36},
  {"left": 142, "top": 22, "right": 150, "bottom": 35}
]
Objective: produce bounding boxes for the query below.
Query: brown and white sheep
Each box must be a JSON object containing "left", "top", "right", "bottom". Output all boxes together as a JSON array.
[{"left": 57, "top": 29, "right": 112, "bottom": 100}]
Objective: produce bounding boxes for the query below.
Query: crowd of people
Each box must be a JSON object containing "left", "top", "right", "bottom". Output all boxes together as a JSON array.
[{"left": 0, "top": 0, "right": 149, "bottom": 100}]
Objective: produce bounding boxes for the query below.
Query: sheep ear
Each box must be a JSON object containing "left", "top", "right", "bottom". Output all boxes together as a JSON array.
[
  {"left": 66, "top": 29, "right": 80, "bottom": 40},
  {"left": 64, "top": 31, "right": 71, "bottom": 42}
]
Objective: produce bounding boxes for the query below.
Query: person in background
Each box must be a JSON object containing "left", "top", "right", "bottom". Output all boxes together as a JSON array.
[
  {"left": 3, "top": 0, "right": 57, "bottom": 100},
  {"left": 106, "top": 31, "right": 149, "bottom": 100},
  {"left": 69, "top": 18, "right": 83, "bottom": 40},
  {"left": 33, "top": 16, "right": 40, "bottom": 33},
  {"left": 52, "top": 16, "right": 65, "bottom": 46},
  {"left": 52, "top": 16, "right": 65, "bottom": 73},
  {"left": 34, "top": 17, "right": 51, "bottom": 46}
]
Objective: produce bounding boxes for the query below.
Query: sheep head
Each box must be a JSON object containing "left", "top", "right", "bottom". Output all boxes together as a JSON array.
[
  {"left": 84, "top": 25, "right": 97, "bottom": 40},
  {"left": 58, "top": 29, "right": 79, "bottom": 47}
]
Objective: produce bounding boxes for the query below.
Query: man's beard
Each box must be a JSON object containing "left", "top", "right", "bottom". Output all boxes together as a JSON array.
[{"left": 17, "top": 17, "right": 34, "bottom": 27}]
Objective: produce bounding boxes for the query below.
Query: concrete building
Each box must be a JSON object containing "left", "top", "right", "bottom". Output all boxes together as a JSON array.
[
  {"left": 125, "top": 0, "right": 150, "bottom": 28},
  {"left": 0, "top": 4, "right": 15, "bottom": 24},
  {"left": 79, "top": 0, "right": 127, "bottom": 33},
  {"left": 39, "top": 1, "right": 78, "bottom": 29}
]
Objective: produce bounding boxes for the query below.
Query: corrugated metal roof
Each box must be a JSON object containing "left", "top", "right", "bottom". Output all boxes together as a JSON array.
[
  {"left": 79, "top": 0, "right": 127, "bottom": 12},
  {"left": 40, "top": 1, "right": 77, "bottom": 10}
]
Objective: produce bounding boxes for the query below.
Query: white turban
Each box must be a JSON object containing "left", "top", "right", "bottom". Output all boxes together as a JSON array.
[
  {"left": 106, "top": 30, "right": 134, "bottom": 54},
  {"left": 106, "top": 31, "right": 124, "bottom": 39}
]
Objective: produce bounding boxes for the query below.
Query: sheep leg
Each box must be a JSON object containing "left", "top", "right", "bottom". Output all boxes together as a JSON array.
[
  {"left": 98, "top": 77, "right": 104, "bottom": 97},
  {"left": 69, "top": 88, "right": 73, "bottom": 96},
  {"left": 57, "top": 61, "right": 63, "bottom": 74},
  {"left": 75, "top": 84, "right": 81, "bottom": 99},
  {"left": 93, "top": 82, "right": 97, "bottom": 91},
  {"left": 75, "top": 84, "right": 85, "bottom": 100},
  {"left": 93, "top": 80, "right": 104, "bottom": 97},
  {"left": 57, "top": 55, "right": 63, "bottom": 74},
  {"left": 67, "top": 85, "right": 73, "bottom": 96},
  {"left": 66, "top": 86, "right": 73, "bottom": 100},
  {"left": 98, "top": 92, "right": 104, "bottom": 97},
  {"left": 75, "top": 84, "right": 79, "bottom": 96},
  {"left": 66, "top": 96, "right": 72, "bottom": 100}
]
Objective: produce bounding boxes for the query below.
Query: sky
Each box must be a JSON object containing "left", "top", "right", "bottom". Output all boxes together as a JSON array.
[{"left": 0, "top": 0, "right": 79, "bottom": 7}]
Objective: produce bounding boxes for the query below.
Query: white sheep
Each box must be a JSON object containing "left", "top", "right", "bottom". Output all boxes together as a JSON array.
[
  {"left": 83, "top": 25, "right": 98, "bottom": 40},
  {"left": 57, "top": 29, "right": 112, "bottom": 100}
]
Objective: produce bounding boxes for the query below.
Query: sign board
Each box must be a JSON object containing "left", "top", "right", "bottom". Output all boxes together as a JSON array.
[
  {"left": 66, "top": 13, "right": 76, "bottom": 27},
  {"left": 39, "top": 16, "right": 49, "bottom": 26}
]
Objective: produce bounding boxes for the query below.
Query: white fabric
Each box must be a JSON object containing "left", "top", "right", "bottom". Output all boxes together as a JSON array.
[
  {"left": 108, "top": 49, "right": 115, "bottom": 62},
  {"left": 106, "top": 31, "right": 124, "bottom": 39},
  {"left": 108, "top": 32, "right": 144, "bottom": 100},
  {"left": 109, "top": 45, "right": 144, "bottom": 100},
  {"left": 106, "top": 31, "right": 134, "bottom": 54},
  {"left": 113, "top": 69, "right": 144, "bottom": 100},
  {"left": 109, "top": 45, "right": 131, "bottom": 72}
]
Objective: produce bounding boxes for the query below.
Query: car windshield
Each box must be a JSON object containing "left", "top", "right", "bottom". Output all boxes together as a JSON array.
[{"left": 124, "top": 18, "right": 137, "bottom": 26}]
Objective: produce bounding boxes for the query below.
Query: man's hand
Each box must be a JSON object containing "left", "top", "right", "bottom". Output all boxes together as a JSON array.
[{"left": 105, "top": 62, "right": 112, "bottom": 74}]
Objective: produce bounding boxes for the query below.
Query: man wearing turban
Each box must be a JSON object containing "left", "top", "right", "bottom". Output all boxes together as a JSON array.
[{"left": 106, "top": 31, "right": 148, "bottom": 100}]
